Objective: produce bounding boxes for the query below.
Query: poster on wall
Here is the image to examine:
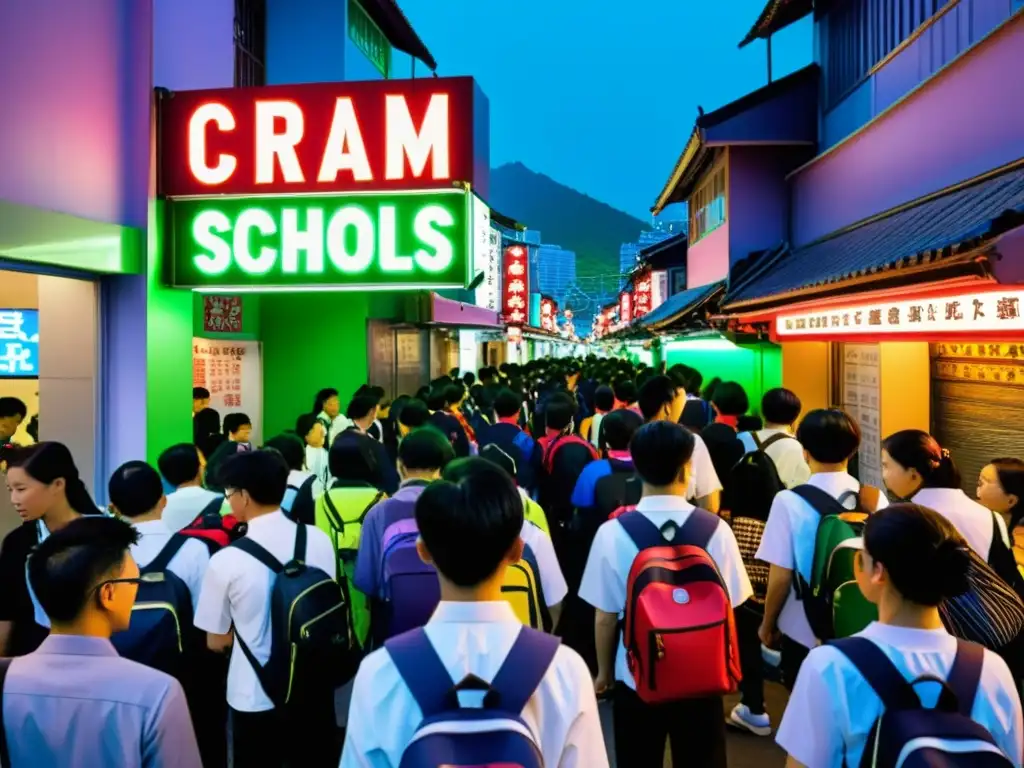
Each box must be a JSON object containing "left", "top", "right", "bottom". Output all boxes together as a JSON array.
[
  {"left": 842, "top": 344, "right": 882, "bottom": 488},
  {"left": 202, "top": 295, "right": 243, "bottom": 334},
  {"left": 0, "top": 309, "right": 39, "bottom": 378},
  {"left": 192, "top": 338, "right": 263, "bottom": 445}
]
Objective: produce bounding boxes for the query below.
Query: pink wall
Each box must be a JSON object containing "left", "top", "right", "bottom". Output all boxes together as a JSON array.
[
  {"left": 792, "top": 14, "right": 1024, "bottom": 247},
  {"left": 0, "top": 0, "right": 153, "bottom": 229},
  {"left": 687, "top": 223, "right": 729, "bottom": 289}
]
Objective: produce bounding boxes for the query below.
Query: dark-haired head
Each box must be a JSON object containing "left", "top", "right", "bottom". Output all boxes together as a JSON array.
[
  {"left": 0, "top": 396, "right": 28, "bottom": 441},
  {"left": 882, "top": 429, "right": 960, "bottom": 500},
  {"left": 158, "top": 443, "right": 204, "bottom": 488},
  {"left": 544, "top": 393, "right": 576, "bottom": 433},
  {"left": 223, "top": 413, "right": 252, "bottom": 443},
  {"left": 761, "top": 388, "right": 802, "bottom": 427},
  {"left": 630, "top": 421, "right": 696, "bottom": 489},
  {"left": 313, "top": 388, "right": 341, "bottom": 419},
  {"left": 329, "top": 431, "right": 384, "bottom": 488},
  {"left": 398, "top": 398, "right": 430, "bottom": 435},
  {"left": 398, "top": 427, "right": 454, "bottom": 479},
  {"left": 192, "top": 407, "right": 221, "bottom": 442},
  {"left": 418, "top": 458, "right": 523, "bottom": 587},
  {"left": 858, "top": 503, "right": 971, "bottom": 608},
  {"left": 218, "top": 449, "right": 289, "bottom": 520},
  {"left": 613, "top": 378, "right": 639, "bottom": 407},
  {"left": 594, "top": 385, "right": 615, "bottom": 414},
  {"left": 796, "top": 409, "right": 861, "bottom": 466},
  {"left": 979, "top": 458, "right": 1024, "bottom": 530},
  {"left": 425, "top": 388, "right": 448, "bottom": 412},
  {"left": 192, "top": 387, "right": 210, "bottom": 414},
  {"left": 108, "top": 460, "right": 165, "bottom": 519},
  {"left": 264, "top": 433, "right": 306, "bottom": 472},
  {"left": 346, "top": 394, "right": 379, "bottom": 424},
  {"left": 601, "top": 409, "right": 644, "bottom": 453},
  {"left": 638, "top": 375, "right": 684, "bottom": 423},
  {"left": 5, "top": 442, "right": 99, "bottom": 521},
  {"left": 711, "top": 381, "right": 749, "bottom": 418},
  {"left": 28, "top": 516, "right": 140, "bottom": 631},
  {"left": 493, "top": 388, "right": 522, "bottom": 419},
  {"left": 444, "top": 382, "right": 467, "bottom": 408}
]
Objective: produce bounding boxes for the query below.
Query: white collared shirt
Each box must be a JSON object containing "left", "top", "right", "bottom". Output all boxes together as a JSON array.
[
  {"left": 519, "top": 520, "right": 568, "bottom": 608},
  {"left": 578, "top": 494, "right": 752, "bottom": 689},
  {"left": 756, "top": 471, "right": 889, "bottom": 648},
  {"left": 162, "top": 485, "right": 222, "bottom": 533},
  {"left": 913, "top": 487, "right": 1010, "bottom": 558},
  {"left": 738, "top": 428, "right": 812, "bottom": 489},
  {"left": 193, "top": 510, "right": 337, "bottom": 712},
  {"left": 339, "top": 601, "right": 609, "bottom": 768},
  {"left": 131, "top": 519, "right": 211, "bottom": 613},
  {"left": 777, "top": 622, "right": 1024, "bottom": 767},
  {"left": 687, "top": 434, "right": 723, "bottom": 502}
]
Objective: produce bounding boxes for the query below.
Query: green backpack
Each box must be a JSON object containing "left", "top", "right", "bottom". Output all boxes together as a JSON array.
[{"left": 793, "top": 485, "right": 882, "bottom": 641}]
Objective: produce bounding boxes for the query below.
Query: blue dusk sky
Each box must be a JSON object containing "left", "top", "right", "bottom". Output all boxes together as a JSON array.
[{"left": 398, "top": 0, "right": 813, "bottom": 221}]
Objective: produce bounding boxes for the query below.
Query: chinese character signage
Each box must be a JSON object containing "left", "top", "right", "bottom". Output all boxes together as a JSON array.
[
  {"left": 540, "top": 296, "right": 557, "bottom": 332},
  {"left": 633, "top": 268, "right": 652, "bottom": 318},
  {"left": 159, "top": 77, "right": 489, "bottom": 198},
  {"left": 0, "top": 309, "right": 39, "bottom": 378},
  {"left": 619, "top": 290, "right": 633, "bottom": 325},
  {"left": 192, "top": 338, "right": 263, "bottom": 444},
  {"left": 503, "top": 244, "right": 529, "bottom": 327},
  {"left": 841, "top": 344, "right": 883, "bottom": 488},
  {"left": 168, "top": 189, "right": 471, "bottom": 291},
  {"left": 202, "top": 295, "right": 243, "bottom": 334},
  {"left": 776, "top": 288, "right": 1024, "bottom": 340},
  {"left": 472, "top": 199, "right": 500, "bottom": 312}
]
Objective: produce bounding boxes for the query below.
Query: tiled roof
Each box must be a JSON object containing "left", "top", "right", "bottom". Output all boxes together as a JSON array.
[
  {"left": 739, "top": 0, "right": 814, "bottom": 48},
  {"left": 636, "top": 281, "right": 724, "bottom": 329},
  {"left": 726, "top": 164, "right": 1024, "bottom": 305}
]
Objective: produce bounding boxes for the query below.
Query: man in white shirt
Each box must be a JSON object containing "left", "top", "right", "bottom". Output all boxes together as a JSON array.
[
  {"left": 341, "top": 459, "right": 606, "bottom": 768},
  {"left": 194, "top": 449, "right": 338, "bottom": 767},
  {"left": 737, "top": 387, "right": 811, "bottom": 489},
  {"left": 579, "top": 421, "right": 752, "bottom": 768},
  {"left": 158, "top": 443, "right": 223, "bottom": 532},
  {"left": 756, "top": 408, "right": 888, "bottom": 689},
  {"left": 637, "top": 374, "right": 722, "bottom": 512}
]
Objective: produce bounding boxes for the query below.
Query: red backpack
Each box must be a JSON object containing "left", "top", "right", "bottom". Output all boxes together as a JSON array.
[
  {"left": 181, "top": 497, "right": 241, "bottom": 551},
  {"left": 618, "top": 509, "right": 741, "bottom": 703},
  {"left": 541, "top": 434, "right": 598, "bottom": 474}
]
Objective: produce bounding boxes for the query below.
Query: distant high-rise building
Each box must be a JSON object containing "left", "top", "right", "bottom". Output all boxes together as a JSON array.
[
  {"left": 619, "top": 241, "right": 642, "bottom": 276},
  {"left": 534, "top": 243, "right": 577, "bottom": 302},
  {"left": 619, "top": 221, "right": 688, "bottom": 284}
]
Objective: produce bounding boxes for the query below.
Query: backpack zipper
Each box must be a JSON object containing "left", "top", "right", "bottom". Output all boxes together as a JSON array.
[
  {"left": 286, "top": 578, "right": 340, "bottom": 639},
  {"left": 646, "top": 619, "right": 729, "bottom": 690},
  {"left": 300, "top": 601, "right": 345, "bottom": 639},
  {"left": 131, "top": 602, "right": 182, "bottom": 652},
  {"left": 285, "top": 643, "right": 297, "bottom": 704}
]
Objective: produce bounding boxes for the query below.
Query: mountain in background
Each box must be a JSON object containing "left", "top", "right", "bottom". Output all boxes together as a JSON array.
[{"left": 488, "top": 162, "right": 649, "bottom": 288}]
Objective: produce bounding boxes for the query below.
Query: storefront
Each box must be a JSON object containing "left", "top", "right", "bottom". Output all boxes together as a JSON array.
[{"left": 158, "top": 76, "right": 491, "bottom": 435}]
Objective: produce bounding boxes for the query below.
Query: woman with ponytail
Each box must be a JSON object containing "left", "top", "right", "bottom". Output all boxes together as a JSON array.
[
  {"left": 0, "top": 442, "right": 100, "bottom": 655},
  {"left": 777, "top": 504, "right": 1023, "bottom": 767}
]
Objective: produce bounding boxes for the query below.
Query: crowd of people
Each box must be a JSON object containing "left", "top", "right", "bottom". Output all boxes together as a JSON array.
[{"left": 1, "top": 356, "right": 1024, "bottom": 767}]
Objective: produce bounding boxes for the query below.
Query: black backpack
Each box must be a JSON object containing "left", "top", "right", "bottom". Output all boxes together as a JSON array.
[
  {"left": 729, "top": 433, "right": 793, "bottom": 522},
  {"left": 111, "top": 535, "right": 195, "bottom": 679},
  {"left": 285, "top": 474, "right": 318, "bottom": 526},
  {"left": 592, "top": 461, "right": 642, "bottom": 522},
  {"left": 233, "top": 523, "right": 355, "bottom": 707}
]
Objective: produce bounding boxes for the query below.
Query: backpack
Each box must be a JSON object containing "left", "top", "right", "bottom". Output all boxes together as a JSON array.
[
  {"left": 939, "top": 546, "right": 1024, "bottom": 651},
  {"left": 285, "top": 474, "right": 318, "bottom": 526},
  {"left": 502, "top": 539, "right": 549, "bottom": 631},
  {"left": 180, "top": 496, "right": 237, "bottom": 550},
  {"left": 232, "top": 523, "right": 353, "bottom": 707},
  {"left": 593, "top": 463, "right": 642, "bottom": 522},
  {"left": 512, "top": 429, "right": 536, "bottom": 465},
  {"left": 792, "top": 484, "right": 882, "bottom": 641},
  {"left": 731, "top": 516, "right": 769, "bottom": 604},
  {"left": 386, "top": 626, "right": 560, "bottom": 768},
  {"left": 832, "top": 637, "right": 1013, "bottom": 767},
  {"left": 542, "top": 434, "right": 598, "bottom": 475},
  {"left": 619, "top": 509, "right": 741, "bottom": 703},
  {"left": 729, "top": 433, "right": 793, "bottom": 522},
  {"left": 111, "top": 535, "right": 195, "bottom": 678},
  {"left": 380, "top": 518, "right": 442, "bottom": 639}
]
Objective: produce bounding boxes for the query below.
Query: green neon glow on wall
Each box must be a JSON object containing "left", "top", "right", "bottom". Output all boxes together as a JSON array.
[{"left": 168, "top": 190, "right": 471, "bottom": 290}]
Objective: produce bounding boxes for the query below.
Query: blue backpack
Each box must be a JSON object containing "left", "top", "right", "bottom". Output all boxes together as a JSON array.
[
  {"left": 386, "top": 626, "right": 560, "bottom": 768},
  {"left": 833, "top": 637, "right": 1013, "bottom": 767}
]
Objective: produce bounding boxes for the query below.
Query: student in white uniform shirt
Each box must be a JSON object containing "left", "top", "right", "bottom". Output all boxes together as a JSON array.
[
  {"left": 778, "top": 504, "right": 1024, "bottom": 767},
  {"left": 158, "top": 443, "right": 223, "bottom": 532},
  {"left": 637, "top": 374, "right": 723, "bottom": 513},
  {"left": 737, "top": 388, "right": 811, "bottom": 489},
  {"left": 579, "top": 421, "right": 752, "bottom": 768},
  {"left": 341, "top": 458, "right": 606, "bottom": 768},
  {"left": 313, "top": 387, "right": 350, "bottom": 449},
  {"left": 263, "top": 433, "right": 324, "bottom": 520},
  {"left": 757, "top": 409, "right": 888, "bottom": 689},
  {"left": 295, "top": 413, "right": 331, "bottom": 488},
  {"left": 194, "top": 449, "right": 338, "bottom": 768}
]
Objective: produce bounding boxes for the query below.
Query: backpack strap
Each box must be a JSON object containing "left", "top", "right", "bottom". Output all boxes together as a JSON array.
[
  {"left": 617, "top": 511, "right": 667, "bottom": 551},
  {"left": 144, "top": 534, "right": 190, "bottom": 575},
  {"left": 0, "top": 657, "right": 12, "bottom": 768},
  {"left": 791, "top": 485, "right": 848, "bottom": 517},
  {"left": 198, "top": 496, "right": 225, "bottom": 524},
  {"left": 618, "top": 508, "right": 718, "bottom": 550},
  {"left": 678, "top": 508, "right": 720, "bottom": 551},
  {"left": 386, "top": 628, "right": 455, "bottom": 718},
  {"left": 293, "top": 521, "right": 307, "bottom": 564},
  {"left": 945, "top": 640, "right": 986, "bottom": 717},
  {"left": 485, "top": 628, "right": 560, "bottom": 714},
  {"left": 542, "top": 435, "right": 566, "bottom": 473},
  {"left": 830, "top": 637, "right": 920, "bottom": 710},
  {"left": 758, "top": 432, "right": 794, "bottom": 451},
  {"left": 232, "top": 537, "right": 285, "bottom": 574},
  {"left": 322, "top": 491, "right": 344, "bottom": 533}
]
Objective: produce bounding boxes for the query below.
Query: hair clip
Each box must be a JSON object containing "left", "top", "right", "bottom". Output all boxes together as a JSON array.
[{"left": 941, "top": 448, "right": 951, "bottom": 459}]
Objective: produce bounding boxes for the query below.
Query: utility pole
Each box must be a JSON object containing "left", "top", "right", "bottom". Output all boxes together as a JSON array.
[{"left": 767, "top": 34, "right": 773, "bottom": 84}]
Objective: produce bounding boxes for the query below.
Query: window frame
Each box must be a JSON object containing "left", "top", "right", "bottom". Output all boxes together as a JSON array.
[
  {"left": 688, "top": 162, "right": 727, "bottom": 245},
  {"left": 233, "top": 0, "right": 266, "bottom": 88}
]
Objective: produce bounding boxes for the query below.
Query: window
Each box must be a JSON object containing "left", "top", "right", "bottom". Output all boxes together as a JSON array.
[
  {"left": 234, "top": 0, "right": 266, "bottom": 87},
  {"left": 825, "top": 0, "right": 953, "bottom": 107},
  {"left": 349, "top": 0, "right": 392, "bottom": 78},
  {"left": 688, "top": 166, "right": 726, "bottom": 243}
]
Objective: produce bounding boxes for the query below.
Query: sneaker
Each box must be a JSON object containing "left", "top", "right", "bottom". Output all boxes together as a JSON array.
[{"left": 727, "top": 703, "right": 772, "bottom": 736}]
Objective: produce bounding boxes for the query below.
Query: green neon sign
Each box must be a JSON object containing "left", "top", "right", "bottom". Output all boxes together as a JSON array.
[{"left": 167, "top": 190, "right": 471, "bottom": 290}]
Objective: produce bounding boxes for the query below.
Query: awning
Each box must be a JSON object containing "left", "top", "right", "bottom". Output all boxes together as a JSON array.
[
  {"left": 606, "top": 281, "right": 725, "bottom": 339},
  {"left": 724, "top": 162, "right": 1024, "bottom": 311},
  {"left": 739, "top": 0, "right": 814, "bottom": 47},
  {"left": 638, "top": 231, "right": 687, "bottom": 272},
  {"left": 361, "top": 0, "right": 437, "bottom": 71},
  {"left": 427, "top": 293, "right": 503, "bottom": 329}
]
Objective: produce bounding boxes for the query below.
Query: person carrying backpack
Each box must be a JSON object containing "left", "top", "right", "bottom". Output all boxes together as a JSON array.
[
  {"left": 777, "top": 504, "right": 1023, "bottom": 767},
  {"left": 340, "top": 458, "right": 607, "bottom": 768},
  {"left": 757, "top": 409, "right": 889, "bottom": 694},
  {"left": 194, "top": 449, "right": 346, "bottom": 768},
  {"left": 264, "top": 433, "right": 322, "bottom": 525},
  {"left": 579, "top": 421, "right": 752, "bottom": 768},
  {"left": 476, "top": 387, "right": 541, "bottom": 492}
]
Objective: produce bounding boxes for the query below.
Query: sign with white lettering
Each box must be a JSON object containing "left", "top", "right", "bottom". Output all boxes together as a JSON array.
[
  {"left": 159, "top": 78, "right": 489, "bottom": 198},
  {"left": 0, "top": 309, "right": 39, "bottom": 378},
  {"left": 167, "top": 189, "right": 471, "bottom": 290},
  {"left": 472, "top": 197, "right": 500, "bottom": 312},
  {"left": 775, "top": 288, "right": 1024, "bottom": 340}
]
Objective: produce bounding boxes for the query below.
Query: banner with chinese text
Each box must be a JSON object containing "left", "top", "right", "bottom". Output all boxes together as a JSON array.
[
  {"left": 192, "top": 339, "right": 263, "bottom": 444},
  {"left": 503, "top": 245, "right": 529, "bottom": 327}
]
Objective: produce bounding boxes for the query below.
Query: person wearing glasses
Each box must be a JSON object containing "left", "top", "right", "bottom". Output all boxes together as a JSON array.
[{"left": 0, "top": 515, "right": 200, "bottom": 766}]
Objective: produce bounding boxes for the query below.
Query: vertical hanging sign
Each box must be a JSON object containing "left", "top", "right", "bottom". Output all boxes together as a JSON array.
[
  {"left": 503, "top": 244, "right": 529, "bottom": 328},
  {"left": 619, "top": 290, "right": 634, "bottom": 325},
  {"left": 633, "top": 268, "right": 652, "bottom": 319}
]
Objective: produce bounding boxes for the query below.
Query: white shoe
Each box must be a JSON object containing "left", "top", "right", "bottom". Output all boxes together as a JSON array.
[{"left": 728, "top": 703, "right": 772, "bottom": 736}]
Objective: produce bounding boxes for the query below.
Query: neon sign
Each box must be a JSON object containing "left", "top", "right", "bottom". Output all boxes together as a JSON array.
[
  {"left": 503, "top": 245, "right": 529, "bottom": 326},
  {"left": 168, "top": 190, "right": 471, "bottom": 290},
  {"left": 0, "top": 309, "right": 39, "bottom": 378},
  {"left": 619, "top": 290, "right": 633, "bottom": 325},
  {"left": 159, "top": 78, "right": 489, "bottom": 198},
  {"left": 633, "top": 267, "right": 652, "bottom": 318}
]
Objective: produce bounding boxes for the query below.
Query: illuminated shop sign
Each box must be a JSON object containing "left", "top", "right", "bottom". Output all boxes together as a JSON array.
[
  {"left": 160, "top": 77, "right": 489, "bottom": 198},
  {"left": 633, "top": 268, "right": 652, "bottom": 318},
  {"left": 619, "top": 290, "right": 633, "bottom": 325},
  {"left": 540, "top": 296, "right": 557, "bottom": 331},
  {"left": 168, "top": 189, "right": 471, "bottom": 291},
  {"left": 0, "top": 309, "right": 39, "bottom": 378},
  {"left": 503, "top": 245, "right": 529, "bottom": 326},
  {"left": 776, "top": 288, "right": 1024, "bottom": 340}
]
